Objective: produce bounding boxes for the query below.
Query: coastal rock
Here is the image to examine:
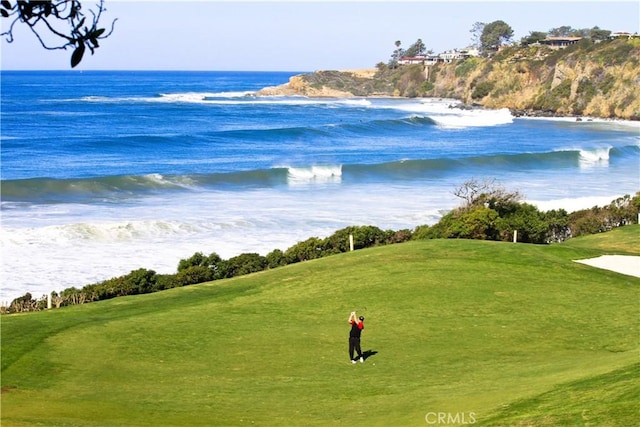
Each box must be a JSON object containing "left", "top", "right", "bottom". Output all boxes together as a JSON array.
[{"left": 257, "top": 73, "right": 364, "bottom": 98}]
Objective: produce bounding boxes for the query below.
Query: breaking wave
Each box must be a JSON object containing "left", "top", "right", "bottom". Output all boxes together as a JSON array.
[
  {"left": 68, "top": 93, "right": 511, "bottom": 127},
  {"left": 3, "top": 144, "right": 637, "bottom": 205}
]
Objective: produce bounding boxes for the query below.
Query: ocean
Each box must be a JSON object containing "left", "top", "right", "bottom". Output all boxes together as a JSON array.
[{"left": 1, "top": 70, "right": 639, "bottom": 303}]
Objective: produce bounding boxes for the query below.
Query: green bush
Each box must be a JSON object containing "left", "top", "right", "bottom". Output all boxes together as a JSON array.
[
  {"left": 454, "top": 58, "right": 479, "bottom": 77},
  {"left": 266, "top": 249, "right": 286, "bottom": 269},
  {"left": 124, "top": 268, "right": 157, "bottom": 295},
  {"left": 324, "top": 225, "right": 390, "bottom": 252},
  {"left": 596, "top": 39, "right": 636, "bottom": 66},
  {"left": 471, "top": 80, "right": 495, "bottom": 99},
  {"left": 284, "top": 237, "right": 326, "bottom": 264},
  {"left": 420, "top": 80, "right": 434, "bottom": 93},
  {"left": 224, "top": 253, "right": 267, "bottom": 278},
  {"left": 599, "top": 73, "right": 615, "bottom": 95},
  {"left": 551, "top": 79, "right": 572, "bottom": 99},
  {"left": 175, "top": 265, "right": 213, "bottom": 287},
  {"left": 452, "top": 206, "right": 500, "bottom": 240},
  {"left": 497, "top": 203, "right": 549, "bottom": 243},
  {"left": 411, "top": 224, "right": 431, "bottom": 240},
  {"left": 422, "top": 207, "right": 499, "bottom": 240}
]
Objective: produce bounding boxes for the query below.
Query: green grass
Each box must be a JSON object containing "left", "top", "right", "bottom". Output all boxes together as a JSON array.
[{"left": 2, "top": 226, "right": 639, "bottom": 426}]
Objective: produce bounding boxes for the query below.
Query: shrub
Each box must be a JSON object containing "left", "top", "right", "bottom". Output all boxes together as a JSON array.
[
  {"left": 551, "top": 79, "right": 572, "bottom": 99},
  {"left": 426, "top": 206, "right": 500, "bottom": 240},
  {"left": 411, "top": 224, "right": 431, "bottom": 240},
  {"left": 387, "top": 229, "right": 412, "bottom": 244},
  {"left": 178, "top": 252, "right": 207, "bottom": 271},
  {"left": 284, "top": 237, "right": 326, "bottom": 264},
  {"left": 175, "top": 265, "right": 213, "bottom": 287},
  {"left": 599, "top": 73, "right": 615, "bottom": 95},
  {"left": 471, "top": 80, "right": 495, "bottom": 99},
  {"left": 451, "top": 206, "right": 500, "bottom": 240},
  {"left": 154, "top": 274, "right": 178, "bottom": 291},
  {"left": 224, "top": 253, "right": 267, "bottom": 278},
  {"left": 324, "top": 225, "right": 389, "bottom": 252},
  {"left": 124, "top": 268, "right": 157, "bottom": 295},
  {"left": 454, "top": 58, "right": 479, "bottom": 77},
  {"left": 420, "top": 80, "right": 434, "bottom": 93},
  {"left": 266, "top": 249, "right": 286, "bottom": 269},
  {"left": 496, "top": 203, "right": 549, "bottom": 243},
  {"left": 543, "top": 209, "right": 571, "bottom": 243}
]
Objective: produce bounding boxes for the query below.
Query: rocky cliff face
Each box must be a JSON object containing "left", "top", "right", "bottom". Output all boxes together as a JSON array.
[
  {"left": 258, "top": 39, "right": 640, "bottom": 120},
  {"left": 428, "top": 39, "right": 640, "bottom": 119}
]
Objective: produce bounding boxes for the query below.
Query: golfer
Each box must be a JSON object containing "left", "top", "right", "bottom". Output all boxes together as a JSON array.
[{"left": 348, "top": 311, "right": 365, "bottom": 364}]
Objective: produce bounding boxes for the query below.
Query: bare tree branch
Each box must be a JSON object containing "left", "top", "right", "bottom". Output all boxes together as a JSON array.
[{"left": 1, "top": 0, "right": 117, "bottom": 67}]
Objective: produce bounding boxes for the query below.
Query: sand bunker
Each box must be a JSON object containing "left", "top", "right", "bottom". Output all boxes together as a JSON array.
[{"left": 574, "top": 255, "right": 640, "bottom": 278}]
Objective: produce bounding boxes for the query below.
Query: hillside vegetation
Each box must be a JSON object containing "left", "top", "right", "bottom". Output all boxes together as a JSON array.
[
  {"left": 258, "top": 38, "right": 640, "bottom": 120},
  {"left": 1, "top": 226, "right": 638, "bottom": 426}
]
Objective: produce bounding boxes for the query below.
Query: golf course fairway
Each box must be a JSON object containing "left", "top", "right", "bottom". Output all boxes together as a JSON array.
[{"left": 2, "top": 226, "right": 638, "bottom": 426}]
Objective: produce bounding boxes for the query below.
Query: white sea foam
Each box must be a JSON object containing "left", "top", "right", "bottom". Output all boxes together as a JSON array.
[
  {"left": 138, "top": 173, "right": 197, "bottom": 188},
  {"left": 431, "top": 108, "right": 514, "bottom": 128},
  {"left": 160, "top": 91, "right": 255, "bottom": 102},
  {"left": 381, "top": 99, "right": 514, "bottom": 127},
  {"left": 528, "top": 195, "right": 629, "bottom": 213},
  {"left": 578, "top": 147, "right": 611, "bottom": 168},
  {"left": 287, "top": 165, "right": 343, "bottom": 185},
  {"left": 74, "top": 93, "right": 376, "bottom": 108},
  {"left": 520, "top": 115, "right": 640, "bottom": 130},
  {"left": 338, "top": 99, "right": 372, "bottom": 107},
  {"left": 0, "top": 184, "right": 451, "bottom": 303}
]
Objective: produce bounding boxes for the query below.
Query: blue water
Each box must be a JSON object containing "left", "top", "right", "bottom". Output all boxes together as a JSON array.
[{"left": 1, "top": 70, "right": 639, "bottom": 302}]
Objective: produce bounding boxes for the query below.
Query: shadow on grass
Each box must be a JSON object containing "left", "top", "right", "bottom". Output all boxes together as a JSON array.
[{"left": 363, "top": 350, "right": 378, "bottom": 361}]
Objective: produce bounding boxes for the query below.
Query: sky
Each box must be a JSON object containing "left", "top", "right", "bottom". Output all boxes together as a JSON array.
[{"left": 1, "top": 0, "right": 639, "bottom": 71}]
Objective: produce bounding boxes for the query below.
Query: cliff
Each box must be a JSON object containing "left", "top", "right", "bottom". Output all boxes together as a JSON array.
[{"left": 257, "top": 38, "right": 640, "bottom": 120}]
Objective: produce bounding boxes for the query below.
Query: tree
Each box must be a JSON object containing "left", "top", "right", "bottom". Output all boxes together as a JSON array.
[
  {"left": 469, "top": 21, "right": 485, "bottom": 49},
  {"left": 9, "top": 292, "right": 36, "bottom": 312},
  {"left": 548, "top": 26, "right": 574, "bottom": 37},
  {"left": 480, "top": 20, "right": 514, "bottom": 54},
  {"left": 388, "top": 40, "right": 405, "bottom": 68},
  {"left": 404, "top": 38, "right": 427, "bottom": 57},
  {"left": 453, "top": 178, "right": 521, "bottom": 210},
  {"left": 1, "top": 0, "right": 116, "bottom": 67},
  {"left": 589, "top": 26, "right": 611, "bottom": 41},
  {"left": 521, "top": 31, "right": 548, "bottom": 46},
  {"left": 375, "top": 61, "right": 387, "bottom": 72}
]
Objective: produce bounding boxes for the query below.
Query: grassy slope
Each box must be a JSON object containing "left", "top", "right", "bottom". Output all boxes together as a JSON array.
[{"left": 1, "top": 226, "right": 638, "bottom": 426}]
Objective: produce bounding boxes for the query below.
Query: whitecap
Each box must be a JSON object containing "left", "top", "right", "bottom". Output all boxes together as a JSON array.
[
  {"left": 578, "top": 147, "right": 611, "bottom": 168},
  {"left": 287, "top": 165, "right": 343, "bottom": 185}
]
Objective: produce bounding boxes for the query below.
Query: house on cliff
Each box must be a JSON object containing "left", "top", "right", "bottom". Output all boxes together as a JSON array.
[
  {"left": 439, "top": 47, "right": 480, "bottom": 62},
  {"left": 398, "top": 55, "right": 431, "bottom": 65},
  {"left": 610, "top": 31, "right": 640, "bottom": 39},
  {"left": 540, "top": 36, "right": 582, "bottom": 49},
  {"left": 399, "top": 47, "right": 479, "bottom": 66}
]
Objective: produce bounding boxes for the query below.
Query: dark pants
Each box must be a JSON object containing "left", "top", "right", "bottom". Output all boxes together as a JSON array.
[{"left": 349, "top": 337, "right": 362, "bottom": 360}]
